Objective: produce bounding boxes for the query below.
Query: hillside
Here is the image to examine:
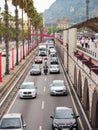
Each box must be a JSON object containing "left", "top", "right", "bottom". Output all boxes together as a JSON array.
[{"left": 43, "top": 0, "right": 98, "bottom": 25}]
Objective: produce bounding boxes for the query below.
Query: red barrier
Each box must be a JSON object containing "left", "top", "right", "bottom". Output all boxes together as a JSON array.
[{"left": 0, "top": 52, "right": 2, "bottom": 82}]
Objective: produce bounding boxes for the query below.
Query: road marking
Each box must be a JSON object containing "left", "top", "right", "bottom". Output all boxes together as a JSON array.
[
  {"left": 7, "top": 93, "right": 19, "bottom": 113},
  {"left": 44, "top": 77, "right": 47, "bottom": 81},
  {"left": 44, "top": 87, "right": 46, "bottom": 92},
  {"left": 42, "top": 101, "right": 44, "bottom": 110},
  {"left": 39, "top": 126, "right": 42, "bottom": 130}
]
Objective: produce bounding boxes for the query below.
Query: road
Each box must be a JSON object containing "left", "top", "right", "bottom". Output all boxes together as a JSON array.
[{"left": 6, "top": 56, "right": 82, "bottom": 130}]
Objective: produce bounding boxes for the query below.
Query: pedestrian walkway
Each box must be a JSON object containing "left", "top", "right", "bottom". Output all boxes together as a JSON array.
[{"left": 77, "top": 39, "right": 98, "bottom": 59}]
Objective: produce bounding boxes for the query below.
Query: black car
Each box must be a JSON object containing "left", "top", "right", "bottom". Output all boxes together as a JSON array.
[{"left": 50, "top": 107, "right": 79, "bottom": 130}]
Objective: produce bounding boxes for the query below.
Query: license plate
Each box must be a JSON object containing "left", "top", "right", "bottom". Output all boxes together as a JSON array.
[{"left": 62, "top": 128, "right": 70, "bottom": 130}]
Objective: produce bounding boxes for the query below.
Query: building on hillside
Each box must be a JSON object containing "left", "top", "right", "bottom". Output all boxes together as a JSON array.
[{"left": 57, "top": 18, "right": 69, "bottom": 29}]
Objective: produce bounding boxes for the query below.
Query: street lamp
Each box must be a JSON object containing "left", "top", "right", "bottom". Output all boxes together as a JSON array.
[
  {"left": 86, "top": 0, "right": 89, "bottom": 20},
  {"left": 5, "top": 0, "right": 9, "bottom": 74}
]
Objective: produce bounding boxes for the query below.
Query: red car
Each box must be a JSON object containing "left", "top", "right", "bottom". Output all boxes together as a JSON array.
[{"left": 34, "top": 56, "right": 43, "bottom": 63}]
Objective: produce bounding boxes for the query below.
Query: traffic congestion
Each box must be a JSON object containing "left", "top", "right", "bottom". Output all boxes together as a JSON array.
[{"left": 0, "top": 39, "right": 81, "bottom": 130}]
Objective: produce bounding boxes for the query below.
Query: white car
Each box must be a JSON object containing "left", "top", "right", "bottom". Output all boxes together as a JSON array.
[
  {"left": 2, "top": 49, "right": 6, "bottom": 56},
  {"left": 30, "top": 64, "right": 41, "bottom": 75},
  {"left": 0, "top": 113, "right": 26, "bottom": 130},
  {"left": 49, "top": 64, "right": 60, "bottom": 74},
  {"left": 50, "top": 80, "right": 67, "bottom": 96},
  {"left": 19, "top": 82, "right": 37, "bottom": 98}
]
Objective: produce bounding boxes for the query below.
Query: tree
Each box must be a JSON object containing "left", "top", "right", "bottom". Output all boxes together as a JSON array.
[{"left": 12, "top": 0, "right": 20, "bottom": 65}]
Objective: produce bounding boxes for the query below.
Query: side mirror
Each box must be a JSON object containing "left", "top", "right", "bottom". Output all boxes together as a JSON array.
[
  {"left": 50, "top": 116, "right": 54, "bottom": 119},
  {"left": 49, "top": 84, "right": 52, "bottom": 87},
  {"left": 76, "top": 115, "right": 79, "bottom": 118},
  {"left": 23, "top": 123, "right": 27, "bottom": 127}
]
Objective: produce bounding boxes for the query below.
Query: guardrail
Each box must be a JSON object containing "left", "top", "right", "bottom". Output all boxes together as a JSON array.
[{"left": 0, "top": 48, "right": 38, "bottom": 119}]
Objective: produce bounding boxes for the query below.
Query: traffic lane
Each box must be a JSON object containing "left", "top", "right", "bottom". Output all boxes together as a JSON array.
[
  {"left": 39, "top": 74, "right": 77, "bottom": 130},
  {"left": 7, "top": 60, "right": 81, "bottom": 130}
]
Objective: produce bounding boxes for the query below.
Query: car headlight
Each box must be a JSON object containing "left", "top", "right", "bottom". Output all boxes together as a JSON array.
[
  {"left": 19, "top": 91, "right": 23, "bottom": 95},
  {"left": 53, "top": 122, "right": 58, "bottom": 127}
]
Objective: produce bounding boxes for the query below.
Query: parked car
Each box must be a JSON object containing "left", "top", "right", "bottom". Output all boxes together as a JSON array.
[
  {"left": 49, "top": 64, "right": 60, "bottom": 74},
  {"left": 2, "top": 49, "right": 6, "bottom": 56},
  {"left": 49, "top": 80, "right": 67, "bottom": 96},
  {"left": 34, "top": 56, "right": 43, "bottom": 64},
  {"left": 0, "top": 113, "right": 26, "bottom": 130},
  {"left": 50, "top": 107, "right": 79, "bottom": 130},
  {"left": 30, "top": 64, "right": 41, "bottom": 75},
  {"left": 19, "top": 82, "right": 37, "bottom": 99}
]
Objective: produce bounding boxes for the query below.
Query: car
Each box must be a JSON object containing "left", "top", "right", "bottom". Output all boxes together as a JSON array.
[
  {"left": 34, "top": 56, "right": 43, "bottom": 64},
  {"left": 50, "top": 57, "right": 58, "bottom": 64},
  {"left": 19, "top": 82, "right": 37, "bottom": 99},
  {"left": 39, "top": 51, "right": 47, "bottom": 56},
  {"left": 0, "top": 113, "right": 26, "bottom": 130},
  {"left": 30, "top": 64, "right": 41, "bottom": 75},
  {"left": 2, "top": 49, "right": 10, "bottom": 57},
  {"left": 2, "top": 49, "right": 7, "bottom": 57},
  {"left": 49, "top": 64, "right": 60, "bottom": 74},
  {"left": 50, "top": 53, "right": 57, "bottom": 57},
  {"left": 49, "top": 48, "right": 56, "bottom": 55},
  {"left": 50, "top": 107, "right": 79, "bottom": 130},
  {"left": 50, "top": 80, "right": 67, "bottom": 96}
]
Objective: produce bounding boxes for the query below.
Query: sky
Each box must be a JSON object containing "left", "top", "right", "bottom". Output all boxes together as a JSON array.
[
  {"left": 33, "top": 0, "right": 56, "bottom": 13},
  {"left": 0, "top": 0, "right": 56, "bottom": 14}
]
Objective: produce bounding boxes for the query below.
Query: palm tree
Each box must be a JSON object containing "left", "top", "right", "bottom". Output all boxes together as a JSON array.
[
  {"left": 24, "top": 0, "right": 35, "bottom": 54},
  {"left": 12, "top": 0, "right": 19, "bottom": 65},
  {"left": 4, "top": 0, "right": 9, "bottom": 74},
  {"left": 33, "top": 12, "right": 43, "bottom": 46}
]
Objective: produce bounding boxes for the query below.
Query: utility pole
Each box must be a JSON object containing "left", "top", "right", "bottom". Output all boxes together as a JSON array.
[{"left": 86, "top": 0, "right": 89, "bottom": 20}]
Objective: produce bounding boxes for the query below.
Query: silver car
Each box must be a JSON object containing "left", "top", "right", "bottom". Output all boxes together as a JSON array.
[
  {"left": 49, "top": 64, "right": 60, "bottom": 74},
  {"left": 0, "top": 113, "right": 26, "bottom": 130},
  {"left": 19, "top": 82, "right": 37, "bottom": 99},
  {"left": 30, "top": 64, "right": 41, "bottom": 75},
  {"left": 50, "top": 80, "right": 67, "bottom": 96}
]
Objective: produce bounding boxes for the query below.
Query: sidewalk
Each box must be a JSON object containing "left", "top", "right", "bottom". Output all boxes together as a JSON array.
[{"left": 77, "top": 40, "right": 98, "bottom": 59}]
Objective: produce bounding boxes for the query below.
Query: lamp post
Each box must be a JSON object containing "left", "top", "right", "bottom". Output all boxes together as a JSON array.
[
  {"left": 12, "top": 46, "right": 14, "bottom": 70},
  {"left": 5, "top": 0, "right": 9, "bottom": 74},
  {"left": 86, "top": 0, "right": 89, "bottom": 20}
]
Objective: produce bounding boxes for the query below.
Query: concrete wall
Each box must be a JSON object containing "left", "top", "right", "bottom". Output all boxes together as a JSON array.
[{"left": 56, "top": 28, "right": 98, "bottom": 129}]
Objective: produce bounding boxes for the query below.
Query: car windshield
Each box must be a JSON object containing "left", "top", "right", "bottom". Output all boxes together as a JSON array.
[
  {"left": 32, "top": 65, "right": 39, "bottom": 69},
  {"left": 55, "top": 109, "right": 74, "bottom": 119},
  {"left": 21, "top": 84, "right": 35, "bottom": 89},
  {"left": 0, "top": 118, "right": 21, "bottom": 129},
  {"left": 52, "top": 81, "right": 64, "bottom": 86}
]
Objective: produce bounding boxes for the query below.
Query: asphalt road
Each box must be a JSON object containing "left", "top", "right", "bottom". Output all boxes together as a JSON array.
[{"left": 7, "top": 55, "right": 82, "bottom": 130}]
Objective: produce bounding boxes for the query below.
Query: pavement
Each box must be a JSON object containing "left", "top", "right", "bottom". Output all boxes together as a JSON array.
[{"left": 77, "top": 40, "right": 98, "bottom": 59}]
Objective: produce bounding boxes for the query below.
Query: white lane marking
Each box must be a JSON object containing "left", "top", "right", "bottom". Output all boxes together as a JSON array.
[
  {"left": 39, "top": 126, "right": 42, "bottom": 130},
  {"left": 42, "top": 101, "right": 44, "bottom": 110},
  {"left": 44, "top": 87, "right": 46, "bottom": 93},
  {"left": 44, "top": 77, "right": 47, "bottom": 81},
  {"left": 7, "top": 92, "right": 19, "bottom": 113}
]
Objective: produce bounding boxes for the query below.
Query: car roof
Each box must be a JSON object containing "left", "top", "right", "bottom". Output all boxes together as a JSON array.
[
  {"left": 52, "top": 80, "right": 64, "bottom": 83},
  {"left": 56, "top": 106, "right": 72, "bottom": 110},
  {"left": 22, "top": 82, "right": 34, "bottom": 85},
  {"left": 2, "top": 113, "right": 22, "bottom": 119},
  {"left": 50, "top": 64, "right": 59, "bottom": 67},
  {"left": 32, "top": 64, "right": 40, "bottom": 66}
]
